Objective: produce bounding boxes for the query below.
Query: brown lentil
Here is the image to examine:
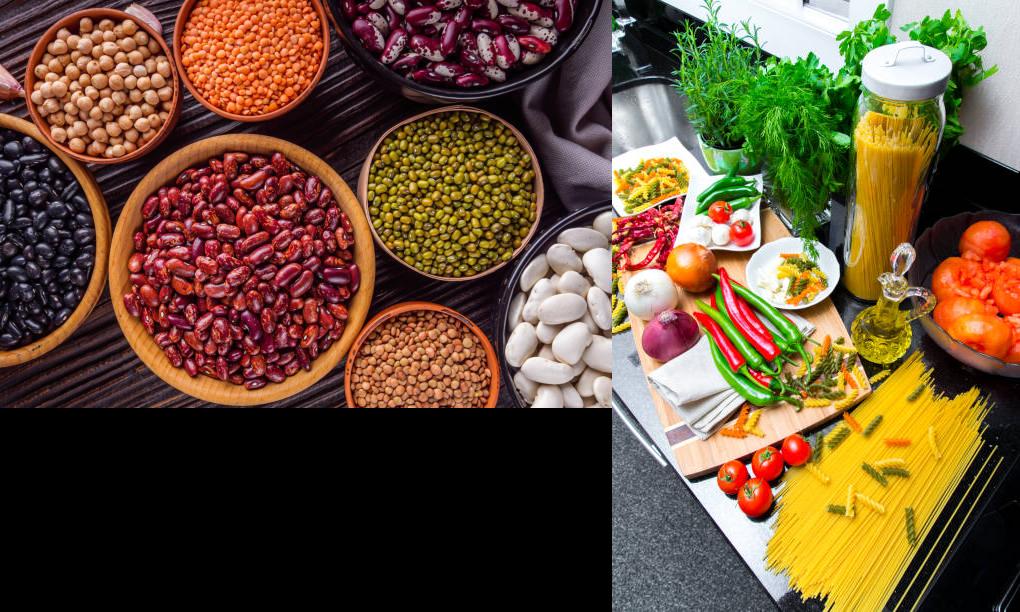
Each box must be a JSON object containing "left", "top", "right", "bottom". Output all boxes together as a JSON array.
[
  {"left": 180, "top": 0, "right": 324, "bottom": 117},
  {"left": 350, "top": 310, "right": 492, "bottom": 408}
]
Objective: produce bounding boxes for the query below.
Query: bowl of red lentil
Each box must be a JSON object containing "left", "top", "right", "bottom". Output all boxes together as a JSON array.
[
  {"left": 173, "top": 0, "right": 330, "bottom": 122},
  {"left": 24, "top": 8, "right": 182, "bottom": 165},
  {"left": 344, "top": 301, "right": 499, "bottom": 408}
]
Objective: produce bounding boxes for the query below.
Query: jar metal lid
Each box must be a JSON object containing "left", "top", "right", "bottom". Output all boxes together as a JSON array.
[{"left": 861, "top": 41, "right": 951, "bottom": 101}]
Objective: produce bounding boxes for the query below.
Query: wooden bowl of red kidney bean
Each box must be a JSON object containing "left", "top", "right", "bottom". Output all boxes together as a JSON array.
[
  {"left": 325, "top": 0, "right": 604, "bottom": 103},
  {"left": 0, "top": 113, "right": 110, "bottom": 367},
  {"left": 108, "top": 134, "right": 375, "bottom": 405},
  {"left": 344, "top": 301, "right": 499, "bottom": 407}
]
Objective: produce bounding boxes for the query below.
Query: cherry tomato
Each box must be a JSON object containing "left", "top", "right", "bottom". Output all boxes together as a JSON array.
[
  {"left": 933, "top": 296, "right": 997, "bottom": 330},
  {"left": 751, "top": 446, "right": 784, "bottom": 481},
  {"left": 781, "top": 434, "right": 811, "bottom": 467},
  {"left": 948, "top": 313, "right": 1013, "bottom": 360},
  {"left": 959, "top": 220, "right": 1011, "bottom": 262},
  {"left": 992, "top": 267, "right": 1020, "bottom": 316},
  {"left": 729, "top": 220, "right": 754, "bottom": 247},
  {"left": 931, "top": 257, "right": 985, "bottom": 301},
  {"left": 707, "top": 200, "right": 733, "bottom": 224},
  {"left": 738, "top": 477, "right": 773, "bottom": 518},
  {"left": 717, "top": 460, "right": 749, "bottom": 495}
]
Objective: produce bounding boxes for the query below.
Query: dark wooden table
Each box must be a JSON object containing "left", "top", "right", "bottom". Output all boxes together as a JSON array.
[{"left": 0, "top": 0, "right": 567, "bottom": 407}]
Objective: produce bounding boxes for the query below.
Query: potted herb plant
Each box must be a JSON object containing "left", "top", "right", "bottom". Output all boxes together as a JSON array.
[{"left": 673, "top": 0, "right": 763, "bottom": 175}]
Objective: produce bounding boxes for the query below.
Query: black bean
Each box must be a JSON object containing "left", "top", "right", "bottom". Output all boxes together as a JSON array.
[
  {"left": 73, "top": 227, "right": 94, "bottom": 245},
  {"left": 3, "top": 140, "right": 22, "bottom": 159},
  {"left": 69, "top": 268, "right": 87, "bottom": 287},
  {"left": 35, "top": 242, "right": 53, "bottom": 259},
  {"left": 6, "top": 266, "right": 27, "bottom": 282},
  {"left": 42, "top": 225, "right": 59, "bottom": 244},
  {"left": 62, "top": 289, "right": 79, "bottom": 308},
  {"left": 2, "top": 198, "right": 12, "bottom": 222},
  {"left": 27, "top": 189, "right": 47, "bottom": 207},
  {"left": 74, "top": 212, "right": 90, "bottom": 227},
  {"left": 11, "top": 216, "right": 31, "bottom": 229},
  {"left": 20, "top": 167, "right": 36, "bottom": 182},
  {"left": 74, "top": 252, "right": 92, "bottom": 269},
  {"left": 0, "top": 159, "right": 16, "bottom": 177},
  {"left": 55, "top": 308, "right": 71, "bottom": 325},
  {"left": 47, "top": 201, "right": 68, "bottom": 219},
  {"left": 32, "top": 210, "right": 48, "bottom": 230},
  {"left": 25, "top": 262, "right": 41, "bottom": 280},
  {"left": 58, "top": 239, "right": 76, "bottom": 255},
  {"left": 52, "top": 255, "right": 68, "bottom": 268},
  {"left": 60, "top": 182, "right": 80, "bottom": 201},
  {"left": 72, "top": 195, "right": 89, "bottom": 213},
  {"left": 1, "top": 242, "right": 17, "bottom": 258}
]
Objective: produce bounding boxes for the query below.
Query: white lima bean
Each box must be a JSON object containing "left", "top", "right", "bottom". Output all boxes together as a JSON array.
[
  {"left": 560, "top": 383, "right": 584, "bottom": 408},
  {"left": 513, "top": 371, "right": 538, "bottom": 404},
  {"left": 557, "top": 270, "right": 590, "bottom": 296},
  {"left": 587, "top": 286, "right": 611, "bottom": 331},
  {"left": 582, "top": 335, "right": 612, "bottom": 373},
  {"left": 538, "top": 344, "right": 556, "bottom": 362},
  {"left": 533, "top": 385, "right": 564, "bottom": 408},
  {"left": 551, "top": 322, "right": 592, "bottom": 365},
  {"left": 519, "top": 254, "right": 548, "bottom": 291},
  {"left": 506, "top": 292, "right": 526, "bottom": 332},
  {"left": 593, "top": 377, "right": 612, "bottom": 407},
  {"left": 583, "top": 248, "right": 611, "bottom": 293},
  {"left": 522, "top": 277, "right": 556, "bottom": 324},
  {"left": 593, "top": 210, "right": 612, "bottom": 237},
  {"left": 538, "top": 293, "right": 587, "bottom": 325},
  {"left": 521, "top": 357, "right": 575, "bottom": 385},
  {"left": 535, "top": 321, "right": 562, "bottom": 345},
  {"left": 546, "top": 243, "right": 583, "bottom": 275},
  {"left": 557, "top": 227, "right": 609, "bottom": 252},
  {"left": 580, "top": 310, "right": 598, "bottom": 334},
  {"left": 504, "top": 322, "right": 538, "bottom": 368},
  {"left": 575, "top": 367, "right": 600, "bottom": 397}
]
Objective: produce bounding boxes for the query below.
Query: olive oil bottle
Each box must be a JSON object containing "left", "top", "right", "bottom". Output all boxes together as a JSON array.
[{"left": 851, "top": 243, "right": 936, "bottom": 364}]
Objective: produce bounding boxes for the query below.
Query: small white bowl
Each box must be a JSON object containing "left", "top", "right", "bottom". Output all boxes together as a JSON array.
[{"left": 745, "top": 237, "right": 840, "bottom": 310}]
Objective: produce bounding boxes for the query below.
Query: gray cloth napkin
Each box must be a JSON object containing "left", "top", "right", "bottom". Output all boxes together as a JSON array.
[
  {"left": 647, "top": 312, "right": 816, "bottom": 440},
  {"left": 516, "top": 0, "right": 611, "bottom": 210}
]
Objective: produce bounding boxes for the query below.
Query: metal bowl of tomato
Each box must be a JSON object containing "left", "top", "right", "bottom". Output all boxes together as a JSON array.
[{"left": 910, "top": 211, "right": 1020, "bottom": 377}]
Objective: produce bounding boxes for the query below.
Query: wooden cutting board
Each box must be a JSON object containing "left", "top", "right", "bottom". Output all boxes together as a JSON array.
[{"left": 621, "top": 210, "right": 872, "bottom": 478}]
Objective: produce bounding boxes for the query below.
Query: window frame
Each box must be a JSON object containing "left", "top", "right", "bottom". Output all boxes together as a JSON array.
[{"left": 662, "top": 0, "right": 891, "bottom": 70}]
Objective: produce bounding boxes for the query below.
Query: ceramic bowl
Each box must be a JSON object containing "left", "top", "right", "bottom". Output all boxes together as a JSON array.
[{"left": 745, "top": 237, "right": 839, "bottom": 311}]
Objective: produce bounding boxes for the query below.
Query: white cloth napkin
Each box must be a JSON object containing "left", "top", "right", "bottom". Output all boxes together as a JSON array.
[{"left": 648, "top": 312, "right": 815, "bottom": 440}]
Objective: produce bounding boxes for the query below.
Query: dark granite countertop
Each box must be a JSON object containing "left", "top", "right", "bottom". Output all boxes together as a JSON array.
[{"left": 612, "top": 11, "right": 1020, "bottom": 611}]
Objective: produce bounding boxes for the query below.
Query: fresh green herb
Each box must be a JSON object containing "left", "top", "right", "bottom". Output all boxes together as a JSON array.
[{"left": 673, "top": 0, "right": 763, "bottom": 150}]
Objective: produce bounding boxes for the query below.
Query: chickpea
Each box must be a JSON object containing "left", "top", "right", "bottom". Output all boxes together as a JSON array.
[
  {"left": 113, "top": 25, "right": 124, "bottom": 38},
  {"left": 156, "top": 86, "right": 173, "bottom": 102},
  {"left": 114, "top": 62, "right": 131, "bottom": 77},
  {"left": 128, "top": 89, "right": 143, "bottom": 103},
  {"left": 122, "top": 19, "right": 138, "bottom": 35},
  {"left": 42, "top": 52, "right": 54, "bottom": 64},
  {"left": 64, "top": 64, "right": 80, "bottom": 80},
  {"left": 98, "top": 18, "right": 114, "bottom": 31},
  {"left": 44, "top": 72, "right": 60, "bottom": 84},
  {"left": 59, "top": 54, "right": 72, "bottom": 67},
  {"left": 56, "top": 27, "right": 71, "bottom": 40},
  {"left": 144, "top": 59, "right": 157, "bottom": 74},
  {"left": 117, "top": 114, "right": 133, "bottom": 130},
  {"left": 124, "top": 141, "right": 137, "bottom": 153},
  {"left": 143, "top": 89, "right": 159, "bottom": 106},
  {"left": 109, "top": 135, "right": 123, "bottom": 145},
  {"left": 147, "top": 40, "right": 160, "bottom": 54},
  {"left": 50, "top": 112, "right": 66, "bottom": 127},
  {"left": 85, "top": 117, "right": 101, "bottom": 130},
  {"left": 127, "top": 50, "right": 144, "bottom": 66},
  {"left": 68, "top": 137, "right": 86, "bottom": 153},
  {"left": 106, "top": 121, "right": 123, "bottom": 138},
  {"left": 85, "top": 59, "right": 100, "bottom": 75},
  {"left": 76, "top": 95, "right": 93, "bottom": 111},
  {"left": 51, "top": 80, "right": 68, "bottom": 98},
  {"left": 98, "top": 97, "right": 114, "bottom": 113},
  {"left": 140, "top": 102, "right": 155, "bottom": 116},
  {"left": 123, "top": 75, "right": 137, "bottom": 90},
  {"left": 89, "top": 31, "right": 102, "bottom": 45},
  {"left": 85, "top": 85, "right": 99, "bottom": 100},
  {"left": 30, "top": 90, "right": 44, "bottom": 105},
  {"left": 132, "top": 64, "right": 147, "bottom": 79},
  {"left": 134, "top": 30, "right": 149, "bottom": 46},
  {"left": 99, "top": 41, "right": 117, "bottom": 57},
  {"left": 90, "top": 127, "right": 109, "bottom": 143},
  {"left": 42, "top": 98, "right": 60, "bottom": 114},
  {"left": 98, "top": 55, "right": 114, "bottom": 72},
  {"left": 48, "top": 39, "right": 68, "bottom": 55},
  {"left": 88, "top": 106, "right": 103, "bottom": 121},
  {"left": 50, "top": 126, "right": 68, "bottom": 143},
  {"left": 156, "top": 60, "right": 171, "bottom": 79},
  {"left": 77, "top": 37, "right": 93, "bottom": 54},
  {"left": 124, "top": 128, "right": 139, "bottom": 143},
  {"left": 150, "top": 73, "right": 165, "bottom": 89},
  {"left": 47, "top": 58, "right": 63, "bottom": 73},
  {"left": 33, "top": 64, "right": 47, "bottom": 79},
  {"left": 39, "top": 82, "right": 53, "bottom": 98},
  {"left": 91, "top": 44, "right": 103, "bottom": 59},
  {"left": 110, "top": 144, "right": 126, "bottom": 158},
  {"left": 114, "top": 51, "right": 128, "bottom": 64},
  {"left": 127, "top": 105, "right": 143, "bottom": 121},
  {"left": 75, "top": 56, "right": 89, "bottom": 71},
  {"left": 108, "top": 74, "right": 124, "bottom": 91},
  {"left": 119, "top": 36, "right": 137, "bottom": 52},
  {"left": 111, "top": 90, "right": 127, "bottom": 105},
  {"left": 147, "top": 113, "right": 162, "bottom": 130},
  {"left": 87, "top": 140, "right": 103, "bottom": 156},
  {"left": 67, "top": 34, "right": 80, "bottom": 49}
]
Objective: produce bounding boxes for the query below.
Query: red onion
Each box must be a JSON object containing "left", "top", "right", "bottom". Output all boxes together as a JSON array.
[{"left": 641, "top": 309, "right": 700, "bottom": 362}]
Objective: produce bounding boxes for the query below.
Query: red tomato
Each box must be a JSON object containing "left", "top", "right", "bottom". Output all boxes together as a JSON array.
[
  {"left": 992, "top": 268, "right": 1020, "bottom": 316},
  {"left": 931, "top": 257, "right": 985, "bottom": 301},
  {"left": 1005, "top": 335, "right": 1020, "bottom": 364},
  {"left": 948, "top": 313, "right": 1013, "bottom": 360},
  {"left": 959, "top": 220, "right": 1011, "bottom": 262},
  {"left": 933, "top": 296, "right": 997, "bottom": 330},
  {"left": 717, "top": 460, "right": 749, "bottom": 495},
  {"left": 730, "top": 220, "right": 754, "bottom": 247},
  {"left": 738, "top": 478, "right": 773, "bottom": 518},
  {"left": 751, "top": 446, "right": 784, "bottom": 481},
  {"left": 781, "top": 434, "right": 812, "bottom": 467},
  {"left": 707, "top": 200, "right": 733, "bottom": 223}
]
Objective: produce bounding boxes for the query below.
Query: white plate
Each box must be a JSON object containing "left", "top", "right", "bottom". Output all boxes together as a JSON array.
[
  {"left": 674, "top": 173, "right": 763, "bottom": 252},
  {"left": 744, "top": 237, "right": 840, "bottom": 310},
  {"left": 611, "top": 137, "right": 710, "bottom": 217}
]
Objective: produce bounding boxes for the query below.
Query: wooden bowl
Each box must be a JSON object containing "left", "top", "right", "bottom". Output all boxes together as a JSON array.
[
  {"left": 343, "top": 301, "right": 499, "bottom": 408},
  {"left": 109, "top": 134, "right": 376, "bottom": 405},
  {"left": 357, "top": 105, "right": 544, "bottom": 282},
  {"left": 23, "top": 8, "right": 182, "bottom": 165},
  {"left": 0, "top": 113, "right": 110, "bottom": 367},
  {"left": 173, "top": 0, "right": 330, "bottom": 122}
]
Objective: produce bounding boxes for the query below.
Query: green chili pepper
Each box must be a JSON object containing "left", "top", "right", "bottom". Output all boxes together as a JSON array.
[
  {"left": 727, "top": 194, "right": 760, "bottom": 211},
  {"left": 696, "top": 299, "right": 777, "bottom": 376},
  {"left": 707, "top": 335, "right": 790, "bottom": 407},
  {"left": 696, "top": 176, "right": 752, "bottom": 203},
  {"left": 714, "top": 274, "right": 814, "bottom": 367}
]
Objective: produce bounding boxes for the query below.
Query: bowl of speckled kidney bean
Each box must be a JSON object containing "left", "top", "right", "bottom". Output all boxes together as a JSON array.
[
  {"left": 0, "top": 113, "right": 111, "bottom": 367},
  {"left": 344, "top": 301, "right": 499, "bottom": 408},
  {"left": 109, "top": 133, "right": 375, "bottom": 405}
]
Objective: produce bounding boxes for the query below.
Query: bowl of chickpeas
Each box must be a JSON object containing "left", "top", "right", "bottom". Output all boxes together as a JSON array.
[
  {"left": 173, "top": 0, "right": 330, "bottom": 122},
  {"left": 24, "top": 8, "right": 181, "bottom": 165}
]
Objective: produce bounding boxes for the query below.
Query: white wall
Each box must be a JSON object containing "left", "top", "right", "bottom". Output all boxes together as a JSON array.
[{"left": 888, "top": 0, "right": 1020, "bottom": 170}]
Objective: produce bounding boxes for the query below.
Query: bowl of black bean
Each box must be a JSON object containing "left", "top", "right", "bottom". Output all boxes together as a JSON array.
[{"left": 0, "top": 113, "right": 110, "bottom": 367}]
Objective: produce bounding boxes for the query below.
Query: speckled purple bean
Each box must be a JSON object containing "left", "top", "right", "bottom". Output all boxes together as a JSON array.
[
  {"left": 553, "top": 0, "right": 573, "bottom": 32},
  {"left": 483, "top": 65, "right": 507, "bottom": 82},
  {"left": 353, "top": 18, "right": 386, "bottom": 53},
  {"left": 391, "top": 52, "right": 423, "bottom": 72},
  {"left": 387, "top": 0, "right": 406, "bottom": 14},
  {"left": 411, "top": 68, "right": 451, "bottom": 83},
  {"left": 493, "top": 34, "right": 516, "bottom": 69},
  {"left": 472, "top": 18, "right": 502, "bottom": 34},
  {"left": 406, "top": 6, "right": 441, "bottom": 26},
  {"left": 341, "top": 0, "right": 358, "bottom": 18},
  {"left": 497, "top": 14, "right": 531, "bottom": 34},
  {"left": 368, "top": 0, "right": 386, "bottom": 9},
  {"left": 528, "top": 24, "right": 557, "bottom": 44},
  {"left": 455, "top": 72, "right": 490, "bottom": 87},
  {"left": 366, "top": 11, "right": 390, "bottom": 35},
  {"left": 431, "top": 61, "right": 465, "bottom": 78},
  {"left": 459, "top": 45, "right": 487, "bottom": 70},
  {"left": 476, "top": 32, "right": 495, "bottom": 64},
  {"left": 410, "top": 34, "right": 445, "bottom": 61},
  {"left": 385, "top": 5, "right": 402, "bottom": 29},
  {"left": 484, "top": 0, "right": 499, "bottom": 19},
  {"left": 381, "top": 28, "right": 408, "bottom": 63},
  {"left": 496, "top": 0, "right": 520, "bottom": 7},
  {"left": 435, "top": 0, "right": 463, "bottom": 8},
  {"left": 521, "top": 49, "right": 544, "bottom": 65},
  {"left": 440, "top": 20, "right": 462, "bottom": 56},
  {"left": 509, "top": 2, "right": 553, "bottom": 27}
]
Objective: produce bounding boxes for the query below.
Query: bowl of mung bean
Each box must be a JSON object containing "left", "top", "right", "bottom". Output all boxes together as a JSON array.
[
  {"left": 344, "top": 301, "right": 499, "bottom": 408},
  {"left": 24, "top": 8, "right": 182, "bottom": 164},
  {"left": 358, "top": 106, "right": 543, "bottom": 282},
  {"left": 173, "top": 0, "right": 330, "bottom": 122}
]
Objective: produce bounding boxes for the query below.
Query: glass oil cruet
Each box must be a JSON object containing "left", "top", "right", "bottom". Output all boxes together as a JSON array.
[{"left": 851, "top": 243, "right": 936, "bottom": 364}]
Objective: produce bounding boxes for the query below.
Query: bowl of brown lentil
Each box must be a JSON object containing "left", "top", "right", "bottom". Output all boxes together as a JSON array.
[
  {"left": 24, "top": 8, "right": 182, "bottom": 165},
  {"left": 358, "top": 105, "right": 543, "bottom": 282},
  {"left": 173, "top": 0, "right": 330, "bottom": 122},
  {"left": 344, "top": 301, "right": 499, "bottom": 408}
]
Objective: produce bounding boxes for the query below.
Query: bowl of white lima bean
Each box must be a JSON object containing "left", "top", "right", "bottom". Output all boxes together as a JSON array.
[
  {"left": 24, "top": 8, "right": 181, "bottom": 165},
  {"left": 496, "top": 205, "right": 613, "bottom": 408}
]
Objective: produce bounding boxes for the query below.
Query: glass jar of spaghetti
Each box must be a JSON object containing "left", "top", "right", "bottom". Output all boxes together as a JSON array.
[{"left": 843, "top": 42, "right": 950, "bottom": 300}]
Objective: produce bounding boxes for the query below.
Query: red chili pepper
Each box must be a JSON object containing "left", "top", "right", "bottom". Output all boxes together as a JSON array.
[
  {"left": 745, "top": 367, "right": 772, "bottom": 390},
  {"left": 719, "top": 268, "right": 781, "bottom": 361},
  {"left": 734, "top": 293, "right": 771, "bottom": 341},
  {"left": 627, "top": 235, "right": 666, "bottom": 270},
  {"left": 693, "top": 311, "right": 744, "bottom": 372}
]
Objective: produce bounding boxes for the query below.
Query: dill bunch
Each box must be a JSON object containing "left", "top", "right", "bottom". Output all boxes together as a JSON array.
[{"left": 672, "top": 0, "right": 762, "bottom": 150}]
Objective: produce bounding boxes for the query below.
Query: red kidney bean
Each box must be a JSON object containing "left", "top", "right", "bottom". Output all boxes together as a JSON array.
[
  {"left": 273, "top": 262, "right": 303, "bottom": 288},
  {"left": 553, "top": 0, "right": 572, "bottom": 31},
  {"left": 289, "top": 270, "right": 314, "bottom": 298}
]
